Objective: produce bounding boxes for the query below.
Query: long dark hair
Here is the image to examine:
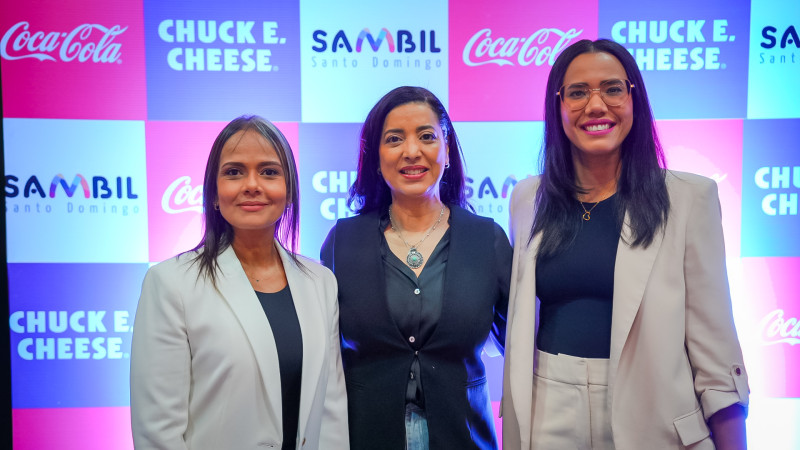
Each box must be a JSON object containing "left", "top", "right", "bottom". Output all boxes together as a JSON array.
[
  {"left": 532, "top": 39, "right": 669, "bottom": 259},
  {"left": 189, "top": 115, "right": 302, "bottom": 286},
  {"left": 348, "top": 86, "right": 469, "bottom": 213}
]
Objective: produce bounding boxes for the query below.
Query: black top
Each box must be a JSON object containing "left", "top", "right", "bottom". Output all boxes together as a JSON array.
[
  {"left": 256, "top": 286, "right": 303, "bottom": 450},
  {"left": 321, "top": 206, "right": 512, "bottom": 450},
  {"left": 535, "top": 194, "right": 621, "bottom": 358},
  {"left": 380, "top": 212, "right": 450, "bottom": 408}
]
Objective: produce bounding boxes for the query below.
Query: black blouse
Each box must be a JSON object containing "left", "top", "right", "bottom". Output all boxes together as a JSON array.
[
  {"left": 535, "top": 193, "right": 621, "bottom": 358},
  {"left": 256, "top": 286, "right": 303, "bottom": 450},
  {"left": 378, "top": 212, "right": 509, "bottom": 407}
]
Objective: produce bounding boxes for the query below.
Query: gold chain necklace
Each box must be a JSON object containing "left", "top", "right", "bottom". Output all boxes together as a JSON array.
[
  {"left": 579, "top": 200, "right": 601, "bottom": 221},
  {"left": 578, "top": 188, "right": 615, "bottom": 221}
]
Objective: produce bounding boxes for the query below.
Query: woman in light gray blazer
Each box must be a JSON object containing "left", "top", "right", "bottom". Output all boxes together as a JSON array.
[
  {"left": 130, "top": 116, "right": 348, "bottom": 450},
  {"left": 502, "top": 39, "right": 748, "bottom": 450}
]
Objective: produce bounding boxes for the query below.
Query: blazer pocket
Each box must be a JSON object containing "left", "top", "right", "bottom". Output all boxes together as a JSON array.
[{"left": 673, "top": 407, "right": 710, "bottom": 446}]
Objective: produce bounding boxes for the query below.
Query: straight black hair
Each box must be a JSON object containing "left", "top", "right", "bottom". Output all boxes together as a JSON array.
[
  {"left": 348, "top": 86, "right": 469, "bottom": 213},
  {"left": 189, "top": 115, "right": 303, "bottom": 286},
  {"left": 532, "top": 39, "right": 669, "bottom": 259}
]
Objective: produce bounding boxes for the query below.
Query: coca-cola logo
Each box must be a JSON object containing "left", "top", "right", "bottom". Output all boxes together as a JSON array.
[
  {"left": 1, "top": 21, "right": 125, "bottom": 63},
  {"left": 759, "top": 309, "right": 800, "bottom": 345},
  {"left": 162, "top": 176, "right": 203, "bottom": 214},
  {"left": 462, "top": 27, "right": 583, "bottom": 67}
]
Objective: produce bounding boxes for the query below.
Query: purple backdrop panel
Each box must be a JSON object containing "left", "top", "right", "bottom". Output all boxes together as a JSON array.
[
  {"left": 742, "top": 118, "right": 800, "bottom": 257},
  {"left": 600, "top": 0, "right": 750, "bottom": 119},
  {"left": 144, "top": 0, "right": 301, "bottom": 121},
  {"left": 297, "top": 122, "right": 362, "bottom": 256},
  {"left": 9, "top": 263, "right": 148, "bottom": 408}
]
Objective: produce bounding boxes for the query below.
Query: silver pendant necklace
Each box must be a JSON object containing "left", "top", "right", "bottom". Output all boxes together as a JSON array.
[{"left": 389, "top": 205, "right": 445, "bottom": 269}]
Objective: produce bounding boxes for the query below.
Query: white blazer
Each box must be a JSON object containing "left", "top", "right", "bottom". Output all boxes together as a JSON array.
[
  {"left": 502, "top": 172, "right": 749, "bottom": 450},
  {"left": 130, "top": 243, "right": 349, "bottom": 449}
]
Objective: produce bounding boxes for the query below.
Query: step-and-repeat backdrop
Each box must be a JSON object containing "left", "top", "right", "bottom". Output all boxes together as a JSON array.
[{"left": 3, "top": 0, "right": 798, "bottom": 448}]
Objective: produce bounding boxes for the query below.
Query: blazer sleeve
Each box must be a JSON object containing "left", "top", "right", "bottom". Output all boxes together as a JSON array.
[
  {"left": 683, "top": 179, "right": 749, "bottom": 420},
  {"left": 317, "top": 268, "right": 350, "bottom": 449},
  {"left": 320, "top": 224, "right": 336, "bottom": 271},
  {"left": 488, "top": 222, "right": 512, "bottom": 356},
  {"left": 130, "top": 264, "right": 191, "bottom": 450}
]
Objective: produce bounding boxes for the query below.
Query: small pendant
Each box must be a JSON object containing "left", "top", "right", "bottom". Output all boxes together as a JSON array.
[
  {"left": 582, "top": 212, "right": 591, "bottom": 221},
  {"left": 406, "top": 248, "right": 424, "bottom": 269}
]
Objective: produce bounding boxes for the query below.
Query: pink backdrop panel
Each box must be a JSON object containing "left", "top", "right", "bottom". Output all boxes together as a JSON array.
[
  {"left": 658, "top": 119, "right": 743, "bottom": 258},
  {"left": 146, "top": 120, "right": 299, "bottom": 263},
  {"left": 0, "top": 0, "right": 147, "bottom": 120},
  {"left": 448, "top": 0, "right": 597, "bottom": 121},
  {"left": 735, "top": 257, "right": 800, "bottom": 398},
  {"left": 13, "top": 407, "right": 133, "bottom": 450}
]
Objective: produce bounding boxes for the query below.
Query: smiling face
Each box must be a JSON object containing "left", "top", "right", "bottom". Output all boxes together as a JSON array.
[
  {"left": 378, "top": 102, "right": 449, "bottom": 203},
  {"left": 560, "top": 51, "right": 633, "bottom": 166},
  {"left": 216, "top": 129, "right": 287, "bottom": 237}
]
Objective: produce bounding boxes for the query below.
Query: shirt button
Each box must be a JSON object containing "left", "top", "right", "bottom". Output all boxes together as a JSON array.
[
  {"left": 410, "top": 372, "right": 415, "bottom": 379},
  {"left": 409, "top": 336, "right": 415, "bottom": 343},
  {"left": 415, "top": 351, "right": 419, "bottom": 355},
  {"left": 414, "top": 288, "right": 421, "bottom": 295},
  {"left": 735, "top": 367, "right": 742, "bottom": 376}
]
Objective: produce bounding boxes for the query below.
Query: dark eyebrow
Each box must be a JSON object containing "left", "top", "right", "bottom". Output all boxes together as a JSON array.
[
  {"left": 383, "top": 125, "right": 436, "bottom": 138},
  {"left": 219, "top": 160, "right": 282, "bottom": 168},
  {"left": 565, "top": 79, "right": 625, "bottom": 88}
]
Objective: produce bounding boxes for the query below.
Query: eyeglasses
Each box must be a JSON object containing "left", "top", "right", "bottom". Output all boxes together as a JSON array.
[{"left": 557, "top": 79, "right": 634, "bottom": 111}]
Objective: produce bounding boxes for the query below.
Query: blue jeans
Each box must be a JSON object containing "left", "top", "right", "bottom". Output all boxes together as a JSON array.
[{"left": 405, "top": 403, "right": 430, "bottom": 450}]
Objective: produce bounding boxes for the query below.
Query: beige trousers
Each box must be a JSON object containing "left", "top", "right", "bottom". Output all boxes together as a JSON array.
[{"left": 530, "top": 350, "right": 615, "bottom": 450}]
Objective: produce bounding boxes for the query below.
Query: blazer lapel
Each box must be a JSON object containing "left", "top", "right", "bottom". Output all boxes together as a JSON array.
[
  {"left": 508, "top": 231, "right": 541, "bottom": 445},
  {"left": 216, "top": 246, "right": 283, "bottom": 436},
  {"left": 279, "top": 244, "right": 326, "bottom": 443},
  {"left": 608, "top": 215, "right": 664, "bottom": 402}
]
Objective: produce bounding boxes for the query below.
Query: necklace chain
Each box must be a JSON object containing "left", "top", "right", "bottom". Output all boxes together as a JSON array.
[
  {"left": 389, "top": 205, "right": 445, "bottom": 269},
  {"left": 579, "top": 188, "right": 615, "bottom": 221},
  {"left": 579, "top": 200, "right": 601, "bottom": 221}
]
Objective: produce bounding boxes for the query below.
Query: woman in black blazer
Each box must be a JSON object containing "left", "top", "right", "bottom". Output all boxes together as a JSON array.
[{"left": 321, "top": 86, "right": 511, "bottom": 449}]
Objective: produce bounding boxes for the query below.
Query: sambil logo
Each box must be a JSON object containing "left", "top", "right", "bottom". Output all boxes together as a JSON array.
[
  {"left": 753, "top": 166, "right": 800, "bottom": 216},
  {"left": 6, "top": 174, "right": 139, "bottom": 199},
  {"left": 462, "top": 28, "right": 582, "bottom": 67},
  {"left": 1, "top": 21, "right": 125, "bottom": 63},
  {"left": 762, "top": 25, "right": 799, "bottom": 49},
  {"left": 311, "top": 28, "right": 439, "bottom": 53},
  {"left": 162, "top": 176, "right": 203, "bottom": 214},
  {"left": 157, "top": 19, "right": 287, "bottom": 72},
  {"left": 759, "top": 25, "right": 798, "bottom": 65},
  {"left": 5, "top": 173, "right": 141, "bottom": 216},
  {"left": 467, "top": 175, "right": 518, "bottom": 200},
  {"left": 466, "top": 175, "right": 521, "bottom": 216},
  {"left": 310, "top": 27, "right": 442, "bottom": 70},
  {"left": 611, "top": 19, "right": 735, "bottom": 70},
  {"left": 49, "top": 174, "right": 90, "bottom": 198},
  {"left": 357, "top": 28, "right": 394, "bottom": 52}
]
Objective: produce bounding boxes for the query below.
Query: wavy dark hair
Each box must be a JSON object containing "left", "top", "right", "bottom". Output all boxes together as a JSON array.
[
  {"left": 532, "top": 39, "right": 670, "bottom": 259},
  {"left": 189, "top": 115, "right": 302, "bottom": 286},
  {"left": 348, "top": 86, "right": 469, "bottom": 213}
]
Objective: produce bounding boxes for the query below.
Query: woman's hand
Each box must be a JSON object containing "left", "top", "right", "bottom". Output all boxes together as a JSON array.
[{"left": 709, "top": 403, "right": 747, "bottom": 450}]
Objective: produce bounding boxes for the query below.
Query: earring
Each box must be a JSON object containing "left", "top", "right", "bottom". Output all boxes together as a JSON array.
[
  {"left": 445, "top": 162, "right": 450, "bottom": 169},
  {"left": 213, "top": 202, "right": 219, "bottom": 210}
]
